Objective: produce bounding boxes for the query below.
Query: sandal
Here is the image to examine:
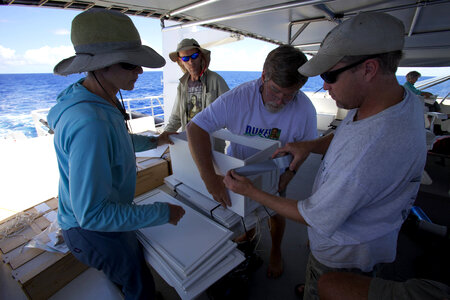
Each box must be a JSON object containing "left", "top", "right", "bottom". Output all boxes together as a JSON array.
[{"left": 294, "top": 283, "right": 305, "bottom": 300}]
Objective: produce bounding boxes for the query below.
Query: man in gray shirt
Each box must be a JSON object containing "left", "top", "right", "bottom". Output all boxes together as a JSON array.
[{"left": 224, "top": 12, "right": 427, "bottom": 300}]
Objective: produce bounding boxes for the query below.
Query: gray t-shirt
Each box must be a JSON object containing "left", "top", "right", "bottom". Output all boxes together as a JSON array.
[{"left": 298, "top": 88, "right": 427, "bottom": 271}]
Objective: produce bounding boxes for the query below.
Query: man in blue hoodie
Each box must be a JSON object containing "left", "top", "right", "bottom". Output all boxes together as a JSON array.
[{"left": 48, "top": 9, "right": 185, "bottom": 300}]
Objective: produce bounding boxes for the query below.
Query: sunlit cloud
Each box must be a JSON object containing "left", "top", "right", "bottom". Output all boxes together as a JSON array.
[
  {"left": 53, "top": 29, "right": 70, "bottom": 36},
  {"left": 24, "top": 45, "right": 74, "bottom": 65},
  {"left": 209, "top": 40, "right": 276, "bottom": 71},
  {"left": 0, "top": 44, "right": 74, "bottom": 73},
  {"left": 0, "top": 45, "right": 16, "bottom": 59}
]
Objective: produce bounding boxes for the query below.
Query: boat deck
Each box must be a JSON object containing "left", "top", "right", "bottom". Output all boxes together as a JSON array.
[{"left": 1, "top": 135, "right": 448, "bottom": 299}]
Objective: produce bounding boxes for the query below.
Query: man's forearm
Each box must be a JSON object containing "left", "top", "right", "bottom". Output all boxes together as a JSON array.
[
  {"left": 248, "top": 187, "right": 308, "bottom": 225},
  {"left": 308, "top": 133, "right": 334, "bottom": 155}
]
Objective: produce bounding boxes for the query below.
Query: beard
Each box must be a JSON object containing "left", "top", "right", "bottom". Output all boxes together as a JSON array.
[{"left": 264, "top": 102, "right": 285, "bottom": 113}]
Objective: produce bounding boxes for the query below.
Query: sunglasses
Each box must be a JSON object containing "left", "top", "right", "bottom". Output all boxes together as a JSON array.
[
  {"left": 119, "top": 62, "right": 139, "bottom": 71},
  {"left": 180, "top": 52, "right": 200, "bottom": 62},
  {"left": 320, "top": 56, "right": 377, "bottom": 84}
]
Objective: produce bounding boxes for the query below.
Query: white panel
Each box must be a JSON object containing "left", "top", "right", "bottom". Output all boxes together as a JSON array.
[
  {"left": 137, "top": 190, "right": 232, "bottom": 276},
  {"left": 169, "top": 130, "right": 281, "bottom": 217},
  {"left": 144, "top": 247, "right": 245, "bottom": 300},
  {"left": 140, "top": 239, "right": 236, "bottom": 290}
]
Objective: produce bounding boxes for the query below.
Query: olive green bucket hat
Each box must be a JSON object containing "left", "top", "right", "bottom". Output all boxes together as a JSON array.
[
  {"left": 168, "top": 38, "right": 211, "bottom": 63},
  {"left": 54, "top": 9, "right": 165, "bottom": 76}
]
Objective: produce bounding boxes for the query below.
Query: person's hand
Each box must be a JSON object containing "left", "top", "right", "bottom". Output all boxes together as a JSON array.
[
  {"left": 422, "top": 92, "right": 434, "bottom": 99},
  {"left": 272, "top": 142, "right": 310, "bottom": 171},
  {"left": 204, "top": 174, "right": 232, "bottom": 208},
  {"left": 157, "top": 131, "right": 177, "bottom": 146},
  {"left": 278, "top": 169, "right": 295, "bottom": 193},
  {"left": 223, "top": 170, "right": 255, "bottom": 197},
  {"left": 168, "top": 203, "right": 185, "bottom": 225}
]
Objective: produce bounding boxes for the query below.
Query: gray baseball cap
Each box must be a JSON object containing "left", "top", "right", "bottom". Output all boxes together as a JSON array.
[{"left": 298, "top": 12, "right": 405, "bottom": 77}]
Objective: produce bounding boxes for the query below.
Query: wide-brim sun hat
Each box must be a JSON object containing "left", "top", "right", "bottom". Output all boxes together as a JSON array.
[
  {"left": 168, "top": 38, "right": 211, "bottom": 63},
  {"left": 298, "top": 12, "right": 405, "bottom": 77},
  {"left": 54, "top": 9, "right": 165, "bottom": 76}
]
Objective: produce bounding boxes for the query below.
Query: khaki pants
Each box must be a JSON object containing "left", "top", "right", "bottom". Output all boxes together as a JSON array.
[{"left": 304, "top": 253, "right": 377, "bottom": 300}]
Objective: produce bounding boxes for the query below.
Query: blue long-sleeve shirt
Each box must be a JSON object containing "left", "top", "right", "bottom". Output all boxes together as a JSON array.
[
  {"left": 403, "top": 81, "right": 422, "bottom": 95},
  {"left": 47, "top": 79, "right": 169, "bottom": 231}
]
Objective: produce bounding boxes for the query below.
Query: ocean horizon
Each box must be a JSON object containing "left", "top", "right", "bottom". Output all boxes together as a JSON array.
[{"left": 0, "top": 71, "right": 447, "bottom": 139}]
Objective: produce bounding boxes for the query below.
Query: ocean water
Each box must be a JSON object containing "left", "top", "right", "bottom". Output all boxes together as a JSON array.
[{"left": 0, "top": 71, "right": 447, "bottom": 138}]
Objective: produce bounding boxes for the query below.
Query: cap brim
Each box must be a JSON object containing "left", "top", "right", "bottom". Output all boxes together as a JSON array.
[
  {"left": 54, "top": 45, "right": 165, "bottom": 75},
  {"left": 298, "top": 53, "right": 342, "bottom": 77}
]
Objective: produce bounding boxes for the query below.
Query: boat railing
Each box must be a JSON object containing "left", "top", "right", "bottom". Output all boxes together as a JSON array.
[
  {"left": 31, "top": 95, "right": 165, "bottom": 137},
  {"left": 122, "top": 95, "right": 165, "bottom": 125}
]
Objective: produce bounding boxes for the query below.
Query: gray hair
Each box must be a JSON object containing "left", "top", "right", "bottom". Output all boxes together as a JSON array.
[{"left": 263, "top": 45, "right": 308, "bottom": 88}]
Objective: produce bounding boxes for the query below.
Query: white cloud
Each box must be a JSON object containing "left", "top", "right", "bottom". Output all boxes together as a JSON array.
[
  {"left": 209, "top": 40, "right": 277, "bottom": 71},
  {"left": 24, "top": 45, "right": 74, "bottom": 65},
  {"left": 0, "top": 45, "right": 27, "bottom": 68},
  {"left": 53, "top": 29, "right": 70, "bottom": 36},
  {"left": 0, "top": 44, "right": 74, "bottom": 73},
  {"left": 0, "top": 45, "right": 16, "bottom": 59}
]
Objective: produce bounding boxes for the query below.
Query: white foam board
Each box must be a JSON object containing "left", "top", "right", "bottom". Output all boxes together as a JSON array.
[
  {"left": 139, "top": 239, "right": 237, "bottom": 290},
  {"left": 136, "top": 190, "right": 232, "bottom": 276},
  {"left": 144, "top": 247, "right": 245, "bottom": 300},
  {"left": 169, "top": 129, "right": 281, "bottom": 217}
]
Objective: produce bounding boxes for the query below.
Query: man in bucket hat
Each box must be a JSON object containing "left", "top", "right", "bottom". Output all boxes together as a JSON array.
[
  {"left": 223, "top": 12, "right": 427, "bottom": 299},
  {"left": 48, "top": 9, "right": 185, "bottom": 299},
  {"left": 164, "top": 38, "right": 229, "bottom": 133}
]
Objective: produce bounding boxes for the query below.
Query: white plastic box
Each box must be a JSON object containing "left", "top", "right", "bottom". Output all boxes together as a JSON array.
[{"left": 169, "top": 129, "right": 281, "bottom": 217}]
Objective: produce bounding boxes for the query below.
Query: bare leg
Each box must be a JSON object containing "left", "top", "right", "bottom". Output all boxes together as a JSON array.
[
  {"left": 267, "top": 213, "right": 285, "bottom": 278},
  {"left": 234, "top": 227, "right": 256, "bottom": 243}
]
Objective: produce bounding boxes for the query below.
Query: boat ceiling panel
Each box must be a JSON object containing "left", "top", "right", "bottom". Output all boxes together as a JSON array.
[{"left": 6, "top": 0, "right": 450, "bottom": 67}]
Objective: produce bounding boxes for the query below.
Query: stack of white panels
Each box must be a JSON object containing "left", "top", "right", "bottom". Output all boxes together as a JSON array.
[{"left": 135, "top": 190, "right": 245, "bottom": 300}]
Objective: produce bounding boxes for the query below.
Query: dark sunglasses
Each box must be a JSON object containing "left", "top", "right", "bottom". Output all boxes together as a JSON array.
[
  {"left": 180, "top": 52, "right": 200, "bottom": 62},
  {"left": 119, "top": 62, "right": 139, "bottom": 71},
  {"left": 320, "top": 56, "right": 377, "bottom": 84}
]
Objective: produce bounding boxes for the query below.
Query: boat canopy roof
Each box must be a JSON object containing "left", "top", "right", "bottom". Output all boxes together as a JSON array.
[{"left": 6, "top": 0, "right": 450, "bottom": 67}]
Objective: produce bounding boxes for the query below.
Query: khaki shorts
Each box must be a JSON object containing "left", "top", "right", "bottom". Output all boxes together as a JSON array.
[{"left": 369, "top": 277, "right": 450, "bottom": 300}]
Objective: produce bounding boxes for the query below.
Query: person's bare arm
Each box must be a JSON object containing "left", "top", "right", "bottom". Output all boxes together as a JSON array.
[
  {"left": 186, "top": 122, "right": 231, "bottom": 207},
  {"left": 421, "top": 91, "right": 433, "bottom": 98},
  {"left": 273, "top": 133, "right": 334, "bottom": 171},
  {"left": 224, "top": 170, "right": 307, "bottom": 225}
]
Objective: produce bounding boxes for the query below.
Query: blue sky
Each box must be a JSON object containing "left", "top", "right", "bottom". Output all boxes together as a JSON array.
[{"left": 1, "top": 5, "right": 449, "bottom": 76}]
